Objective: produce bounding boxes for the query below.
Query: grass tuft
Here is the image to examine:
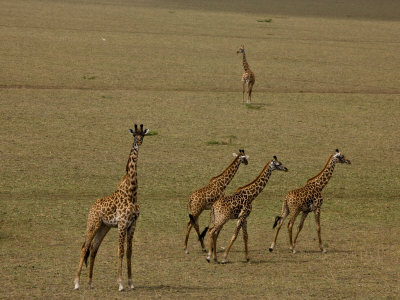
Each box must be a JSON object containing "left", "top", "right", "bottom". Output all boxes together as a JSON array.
[
  {"left": 257, "top": 18, "right": 272, "bottom": 23},
  {"left": 245, "top": 103, "right": 262, "bottom": 110},
  {"left": 147, "top": 130, "right": 158, "bottom": 136}
]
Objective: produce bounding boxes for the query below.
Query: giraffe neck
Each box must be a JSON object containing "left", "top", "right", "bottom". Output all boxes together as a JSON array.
[
  {"left": 242, "top": 51, "right": 251, "bottom": 72},
  {"left": 210, "top": 156, "right": 242, "bottom": 191},
  {"left": 122, "top": 145, "right": 139, "bottom": 202},
  {"left": 307, "top": 155, "right": 336, "bottom": 191},
  {"left": 237, "top": 161, "right": 273, "bottom": 202}
]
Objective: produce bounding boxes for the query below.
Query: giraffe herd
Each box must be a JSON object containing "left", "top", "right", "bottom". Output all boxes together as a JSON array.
[{"left": 74, "top": 46, "right": 352, "bottom": 291}]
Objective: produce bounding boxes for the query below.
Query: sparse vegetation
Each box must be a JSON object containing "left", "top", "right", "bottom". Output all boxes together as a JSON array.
[
  {"left": 257, "top": 18, "right": 272, "bottom": 23},
  {"left": 1, "top": 0, "right": 399, "bottom": 299}
]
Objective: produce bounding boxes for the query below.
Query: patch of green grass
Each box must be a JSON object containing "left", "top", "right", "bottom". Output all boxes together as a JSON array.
[
  {"left": 207, "top": 140, "right": 220, "bottom": 145},
  {"left": 147, "top": 130, "right": 158, "bottom": 136},
  {"left": 245, "top": 103, "right": 262, "bottom": 109},
  {"left": 257, "top": 18, "right": 272, "bottom": 23}
]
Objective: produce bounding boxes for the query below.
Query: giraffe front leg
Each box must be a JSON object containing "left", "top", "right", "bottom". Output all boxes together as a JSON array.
[
  {"left": 117, "top": 226, "right": 127, "bottom": 291},
  {"left": 287, "top": 211, "right": 300, "bottom": 254},
  {"left": 222, "top": 218, "right": 243, "bottom": 264},
  {"left": 314, "top": 209, "right": 326, "bottom": 253},
  {"left": 126, "top": 218, "right": 138, "bottom": 290},
  {"left": 242, "top": 219, "right": 249, "bottom": 262},
  {"left": 292, "top": 212, "right": 308, "bottom": 253}
]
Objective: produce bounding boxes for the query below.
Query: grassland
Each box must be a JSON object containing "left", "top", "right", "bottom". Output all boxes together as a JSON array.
[{"left": 1, "top": 0, "right": 399, "bottom": 299}]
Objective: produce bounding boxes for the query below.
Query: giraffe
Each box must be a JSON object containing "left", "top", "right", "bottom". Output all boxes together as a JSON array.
[
  {"left": 74, "top": 124, "right": 149, "bottom": 291},
  {"left": 206, "top": 156, "right": 288, "bottom": 263},
  {"left": 237, "top": 45, "right": 255, "bottom": 104},
  {"left": 269, "top": 149, "right": 351, "bottom": 254},
  {"left": 184, "top": 149, "right": 249, "bottom": 254}
]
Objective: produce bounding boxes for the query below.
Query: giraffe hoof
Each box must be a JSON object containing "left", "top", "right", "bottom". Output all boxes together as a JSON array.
[
  {"left": 206, "top": 257, "right": 210, "bottom": 263},
  {"left": 185, "top": 249, "right": 189, "bottom": 254},
  {"left": 269, "top": 247, "right": 273, "bottom": 252},
  {"left": 322, "top": 249, "right": 327, "bottom": 253},
  {"left": 221, "top": 260, "right": 227, "bottom": 264},
  {"left": 292, "top": 249, "right": 296, "bottom": 254}
]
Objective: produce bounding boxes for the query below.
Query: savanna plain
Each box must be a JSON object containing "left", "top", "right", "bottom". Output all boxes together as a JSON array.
[{"left": 1, "top": 0, "right": 399, "bottom": 299}]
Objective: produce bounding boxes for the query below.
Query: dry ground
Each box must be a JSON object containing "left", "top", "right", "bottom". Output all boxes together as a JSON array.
[{"left": 1, "top": 0, "right": 399, "bottom": 299}]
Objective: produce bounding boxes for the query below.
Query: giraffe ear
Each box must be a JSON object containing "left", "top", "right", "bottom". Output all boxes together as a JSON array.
[
  {"left": 336, "top": 149, "right": 340, "bottom": 153},
  {"left": 129, "top": 129, "right": 134, "bottom": 134},
  {"left": 144, "top": 129, "right": 150, "bottom": 135},
  {"left": 233, "top": 153, "right": 238, "bottom": 157}
]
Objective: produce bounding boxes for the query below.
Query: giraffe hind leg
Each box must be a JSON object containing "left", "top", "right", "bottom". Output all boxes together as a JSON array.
[
  {"left": 88, "top": 224, "right": 110, "bottom": 289},
  {"left": 75, "top": 217, "right": 102, "bottom": 290},
  {"left": 269, "top": 201, "right": 289, "bottom": 252}
]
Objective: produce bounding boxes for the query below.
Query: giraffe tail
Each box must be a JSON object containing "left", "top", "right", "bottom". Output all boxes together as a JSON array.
[
  {"left": 82, "top": 242, "right": 90, "bottom": 268},
  {"left": 273, "top": 216, "right": 281, "bottom": 229},
  {"left": 189, "top": 214, "right": 195, "bottom": 225},
  {"left": 199, "top": 227, "right": 209, "bottom": 240}
]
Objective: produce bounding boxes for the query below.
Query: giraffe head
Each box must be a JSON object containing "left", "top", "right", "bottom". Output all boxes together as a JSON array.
[
  {"left": 333, "top": 149, "right": 351, "bottom": 164},
  {"left": 269, "top": 156, "right": 288, "bottom": 172},
  {"left": 233, "top": 149, "right": 249, "bottom": 165},
  {"left": 236, "top": 45, "right": 245, "bottom": 55},
  {"left": 129, "top": 124, "right": 149, "bottom": 149}
]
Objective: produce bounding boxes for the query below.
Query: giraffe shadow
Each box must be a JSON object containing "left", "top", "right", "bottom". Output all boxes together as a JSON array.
[{"left": 138, "top": 284, "right": 218, "bottom": 292}]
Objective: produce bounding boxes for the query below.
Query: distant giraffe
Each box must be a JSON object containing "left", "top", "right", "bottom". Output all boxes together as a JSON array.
[
  {"left": 74, "top": 124, "right": 149, "bottom": 291},
  {"left": 269, "top": 149, "right": 351, "bottom": 254},
  {"left": 184, "top": 150, "right": 249, "bottom": 254},
  {"left": 206, "top": 156, "right": 288, "bottom": 263},
  {"left": 237, "top": 45, "right": 255, "bottom": 104}
]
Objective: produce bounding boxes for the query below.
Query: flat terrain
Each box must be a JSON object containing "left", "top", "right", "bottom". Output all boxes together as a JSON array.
[{"left": 1, "top": 0, "right": 399, "bottom": 299}]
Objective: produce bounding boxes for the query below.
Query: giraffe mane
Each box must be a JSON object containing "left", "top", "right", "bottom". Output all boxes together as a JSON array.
[
  {"left": 236, "top": 160, "right": 272, "bottom": 192},
  {"left": 306, "top": 154, "right": 334, "bottom": 183},
  {"left": 209, "top": 155, "right": 240, "bottom": 183}
]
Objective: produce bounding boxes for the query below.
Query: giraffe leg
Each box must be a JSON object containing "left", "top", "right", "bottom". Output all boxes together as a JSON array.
[
  {"left": 184, "top": 220, "right": 193, "bottom": 254},
  {"left": 248, "top": 82, "right": 254, "bottom": 104},
  {"left": 292, "top": 212, "right": 308, "bottom": 254},
  {"left": 206, "top": 226, "right": 215, "bottom": 262},
  {"left": 192, "top": 215, "right": 206, "bottom": 251},
  {"left": 242, "top": 81, "right": 245, "bottom": 103},
  {"left": 221, "top": 218, "right": 244, "bottom": 264},
  {"left": 242, "top": 219, "right": 249, "bottom": 262},
  {"left": 287, "top": 211, "right": 300, "bottom": 253},
  {"left": 245, "top": 82, "right": 250, "bottom": 104},
  {"left": 88, "top": 224, "right": 110, "bottom": 289},
  {"left": 314, "top": 209, "right": 326, "bottom": 253},
  {"left": 74, "top": 217, "right": 102, "bottom": 290},
  {"left": 126, "top": 217, "right": 138, "bottom": 290},
  {"left": 117, "top": 224, "right": 127, "bottom": 291},
  {"left": 269, "top": 202, "right": 289, "bottom": 252}
]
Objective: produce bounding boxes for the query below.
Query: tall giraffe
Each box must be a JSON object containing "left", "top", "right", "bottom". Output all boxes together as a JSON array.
[
  {"left": 184, "top": 150, "right": 249, "bottom": 254},
  {"left": 206, "top": 156, "right": 288, "bottom": 263},
  {"left": 74, "top": 124, "right": 149, "bottom": 291},
  {"left": 237, "top": 45, "right": 255, "bottom": 104},
  {"left": 269, "top": 149, "right": 351, "bottom": 254}
]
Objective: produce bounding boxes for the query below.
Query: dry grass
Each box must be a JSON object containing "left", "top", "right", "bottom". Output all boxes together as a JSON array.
[{"left": 1, "top": 0, "right": 399, "bottom": 299}]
